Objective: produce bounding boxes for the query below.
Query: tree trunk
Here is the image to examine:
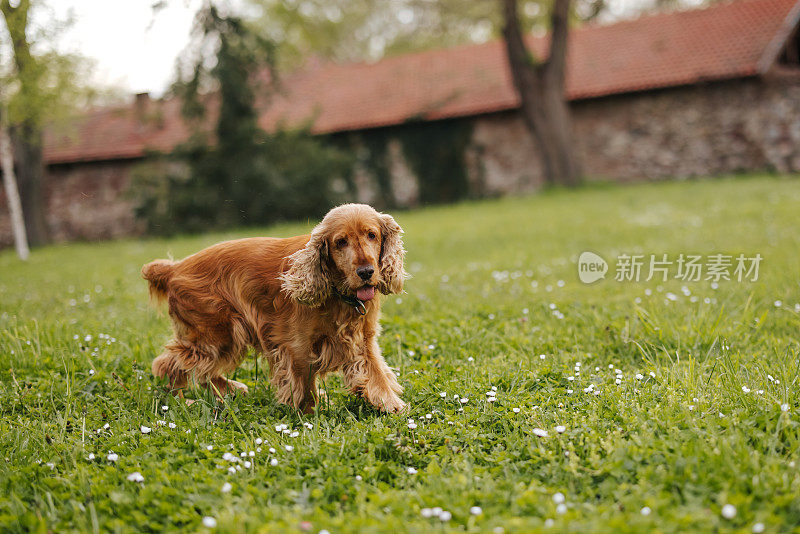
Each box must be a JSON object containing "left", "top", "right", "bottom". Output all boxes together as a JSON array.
[
  {"left": 501, "top": 0, "right": 582, "bottom": 186},
  {"left": 10, "top": 122, "right": 50, "bottom": 246},
  {"left": 0, "top": 117, "right": 30, "bottom": 260},
  {"left": 1, "top": 0, "right": 51, "bottom": 246}
]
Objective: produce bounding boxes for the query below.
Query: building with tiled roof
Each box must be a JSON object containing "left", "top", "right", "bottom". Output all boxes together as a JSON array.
[{"left": 3, "top": 0, "right": 800, "bottom": 245}]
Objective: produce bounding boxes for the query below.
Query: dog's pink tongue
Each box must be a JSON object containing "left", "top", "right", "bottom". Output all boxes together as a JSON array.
[{"left": 356, "top": 286, "right": 375, "bottom": 301}]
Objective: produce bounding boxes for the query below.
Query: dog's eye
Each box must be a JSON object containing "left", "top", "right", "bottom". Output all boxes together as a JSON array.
[
  {"left": 367, "top": 231, "right": 376, "bottom": 240},
  {"left": 336, "top": 238, "right": 348, "bottom": 248}
]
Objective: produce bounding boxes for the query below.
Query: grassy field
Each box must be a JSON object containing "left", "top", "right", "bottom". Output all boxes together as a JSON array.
[{"left": 1, "top": 175, "right": 800, "bottom": 533}]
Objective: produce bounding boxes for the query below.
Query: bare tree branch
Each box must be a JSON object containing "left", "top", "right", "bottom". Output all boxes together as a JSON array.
[
  {"left": 546, "top": 0, "right": 571, "bottom": 85},
  {"left": 500, "top": 0, "right": 581, "bottom": 186},
  {"left": 502, "top": 0, "right": 540, "bottom": 71}
]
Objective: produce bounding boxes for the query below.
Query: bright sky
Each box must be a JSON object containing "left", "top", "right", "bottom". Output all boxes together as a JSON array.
[{"left": 51, "top": 0, "right": 203, "bottom": 97}]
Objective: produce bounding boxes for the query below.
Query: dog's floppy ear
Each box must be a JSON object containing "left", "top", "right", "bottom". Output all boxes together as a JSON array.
[
  {"left": 280, "top": 226, "right": 331, "bottom": 306},
  {"left": 377, "top": 213, "right": 408, "bottom": 295}
]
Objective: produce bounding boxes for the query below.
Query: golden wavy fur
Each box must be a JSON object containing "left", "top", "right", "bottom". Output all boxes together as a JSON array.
[{"left": 143, "top": 204, "right": 407, "bottom": 413}]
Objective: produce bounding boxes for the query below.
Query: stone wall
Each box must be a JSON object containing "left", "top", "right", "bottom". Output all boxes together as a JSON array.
[
  {"left": 574, "top": 70, "right": 800, "bottom": 181},
  {"left": 1, "top": 71, "right": 799, "bottom": 246},
  {"left": 0, "top": 159, "right": 143, "bottom": 246},
  {"left": 338, "top": 72, "right": 800, "bottom": 209}
]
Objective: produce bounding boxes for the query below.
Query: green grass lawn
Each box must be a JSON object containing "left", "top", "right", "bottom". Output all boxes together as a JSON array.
[{"left": 2, "top": 175, "right": 800, "bottom": 533}]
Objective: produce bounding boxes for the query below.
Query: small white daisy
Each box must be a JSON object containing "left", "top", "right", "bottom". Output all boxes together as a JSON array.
[
  {"left": 107, "top": 453, "right": 119, "bottom": 462},
  {"left": 126, "top": 472, "right": 144, "bottom": 483},
  {"left": 721, "top": 504, "right": 737, "bottom": 519},
  {"left": 552, "top": 492, "right": 565, "bottom": 504},
  {"left": 532, "top": 428, "right": 548, "bottom": 438},
  {"left": 270, "top": 458, "right": 278, "bottom": 466},
  {"left": 221, "top": 482, "right": 232, "bottom": 493},
  {"left": 407, "top": 467, "right": 417, "bottom": 474},
  {"left": 202, "top": 516, "right": 217, "bottom": 528},
  {"left": 140, "top": 426, "right": 151, "bottom": 434},
  {"left": 470, "top": 506, "right": 483, "bottom": 515},
  {"left": 555, "top": 425, "right": 566, "bottom": 433},
  {"left": 641, "top": 506, "right": 651, "bottom": 516}
]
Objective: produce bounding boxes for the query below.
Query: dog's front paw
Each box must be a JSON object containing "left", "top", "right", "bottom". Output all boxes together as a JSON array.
[
  {"left": 376, "top": 394, "right": 406, "bottom": 414},
  {"left": 226, "top": 379, "right": 249, "bottom": 395}
]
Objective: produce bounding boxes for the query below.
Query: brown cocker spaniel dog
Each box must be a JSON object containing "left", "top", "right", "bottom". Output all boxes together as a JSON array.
[{"left": 142, "top": 204, "right": 407, "bottom": 413}]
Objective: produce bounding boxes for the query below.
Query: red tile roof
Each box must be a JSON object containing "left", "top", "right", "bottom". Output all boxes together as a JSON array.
[{"left": 44, "top": 0, "right": 800, "bottom": 164}]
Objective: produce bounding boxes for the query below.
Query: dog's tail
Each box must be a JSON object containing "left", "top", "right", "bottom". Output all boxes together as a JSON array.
[{"left": 142, "top": 259, "right": 175, "bottom": 304}]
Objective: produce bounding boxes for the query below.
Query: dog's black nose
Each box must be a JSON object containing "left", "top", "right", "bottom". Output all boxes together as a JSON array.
[{"left": 357, "top": 265, "right": 375, "bottom": 281}]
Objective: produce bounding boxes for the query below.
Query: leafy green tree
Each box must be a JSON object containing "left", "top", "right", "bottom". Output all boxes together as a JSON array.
[
  {"left": 132, "top": 3, "right": 353, "bottom": 234},
  {"left": 248, "top": 0, "right": 705, "bottom": 67},
  {"left": 1, "top": 0, "right": 99, "bottom": 246},
  {"left": 250, "top": 0, "right": 503, "bottom": 66}
]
